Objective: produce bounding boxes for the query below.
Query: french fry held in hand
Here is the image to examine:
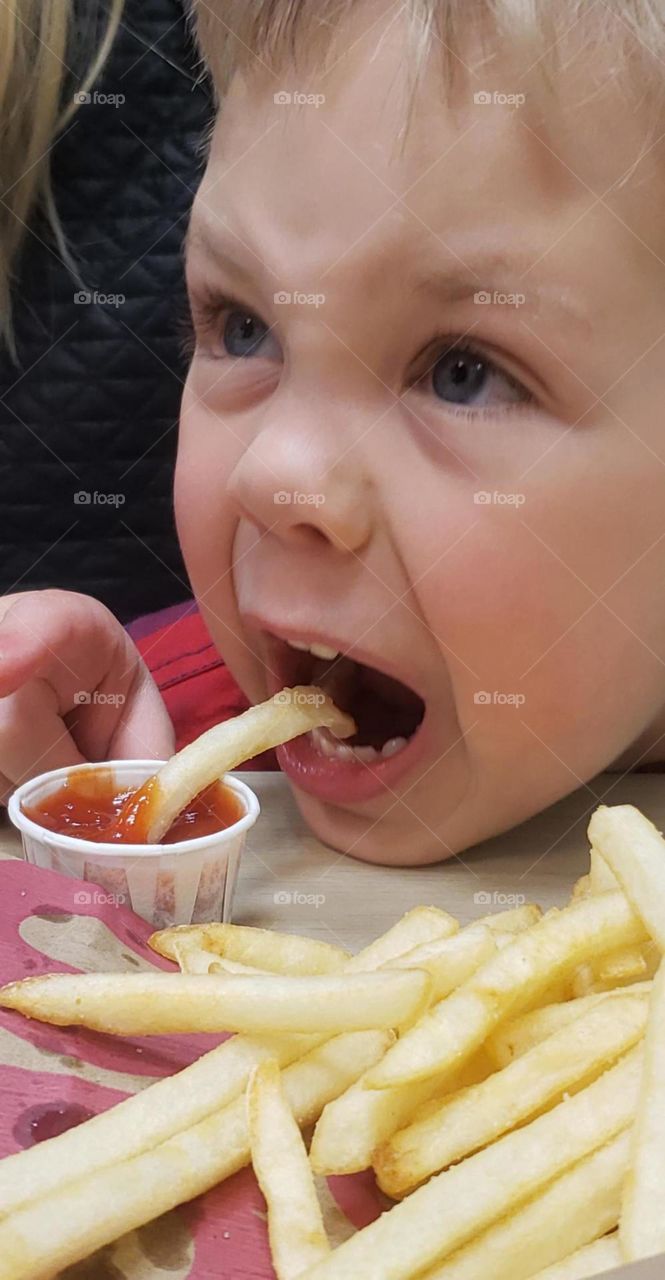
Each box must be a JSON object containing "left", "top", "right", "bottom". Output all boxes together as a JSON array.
[
  {"left": 117, "top": 686, "right": 355, "bottom": 843},
  {"left": 0, "top": 968, "right": 430, "bottom": 1036}
]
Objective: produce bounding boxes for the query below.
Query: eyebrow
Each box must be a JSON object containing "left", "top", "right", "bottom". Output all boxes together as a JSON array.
[
  {"left": 186, "top": 218, "right": 590, "bottom": 332},
  {"left": 410, "top": 260, "right": 590, "bottom": 331},
  {"left": 185, "top": 218, "right": 270, "bottom": 282}
]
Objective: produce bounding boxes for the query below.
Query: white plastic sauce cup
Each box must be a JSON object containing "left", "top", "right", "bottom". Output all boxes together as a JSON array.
[{"left": 8, "top": 760, "right": 260, "bottom": 928}]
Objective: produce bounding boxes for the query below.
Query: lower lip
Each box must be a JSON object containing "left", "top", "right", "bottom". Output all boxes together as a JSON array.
[{"left": 276, "top": 722, "right": 429, "bottom": 805}]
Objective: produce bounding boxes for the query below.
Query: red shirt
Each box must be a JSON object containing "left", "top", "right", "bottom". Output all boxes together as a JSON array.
[{"left": 127, "top": 601, "right": 278, "bottom": 767}]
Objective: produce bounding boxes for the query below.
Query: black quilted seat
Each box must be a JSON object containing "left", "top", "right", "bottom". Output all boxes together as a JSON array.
[{"left": 0, "top": 0, "right": 213, "bottom": 622}]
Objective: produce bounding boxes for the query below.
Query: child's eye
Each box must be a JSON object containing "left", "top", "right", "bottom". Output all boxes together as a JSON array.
[
  {"left": 223, "top": 308, "right": 280, "bottom": 359},
  {"left": 424, "top": 344, "right": 531, "bottom": 411},
  {"left": 189, "top": 290, "right": 282, "bottom": 362}
]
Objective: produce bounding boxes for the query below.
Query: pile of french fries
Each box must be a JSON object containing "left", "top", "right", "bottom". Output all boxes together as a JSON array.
[{"left": 0, "top": 803, "right": 664, "bottom": 1279}]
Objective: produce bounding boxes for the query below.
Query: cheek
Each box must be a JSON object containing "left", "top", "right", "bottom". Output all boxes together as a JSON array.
[
  {"left": 175, "top": 381, "right": 264, "bottom": 699},
  {"left": 407, "top": 481, "right": 664, "bottom": 776},
  {"left": 175, "top": 382, "right": 238, "bottom": 600}
]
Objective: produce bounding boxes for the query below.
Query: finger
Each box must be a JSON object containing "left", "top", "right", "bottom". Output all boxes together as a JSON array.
[
  {"left": 0, "top": 681, "right": 86, "bottom": 796},
  {"left": 0, "top": 591, "right": 127, "bottom": 709}
]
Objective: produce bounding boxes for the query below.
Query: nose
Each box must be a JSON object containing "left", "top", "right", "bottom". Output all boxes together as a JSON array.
[{"left": 227, "top": 399, "right": 373, "bottom": 554}]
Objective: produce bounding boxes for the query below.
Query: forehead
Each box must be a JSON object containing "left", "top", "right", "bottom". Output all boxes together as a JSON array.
[{"left": 190, "top": 4, "right": 665, "bottom": 289}]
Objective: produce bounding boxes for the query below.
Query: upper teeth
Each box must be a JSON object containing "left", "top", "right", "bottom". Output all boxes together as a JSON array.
[{"left": 287, "top": 639, "right": 340, "bottom": 661}]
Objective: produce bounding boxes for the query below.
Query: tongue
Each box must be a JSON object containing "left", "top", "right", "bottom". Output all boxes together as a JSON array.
[{"left": 312, "top": 656, "right": 423, "bottom": 749}]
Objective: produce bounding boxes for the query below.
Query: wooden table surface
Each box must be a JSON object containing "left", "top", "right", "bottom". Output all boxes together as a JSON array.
[{"left": 2, "top": 769, "right": 664, "bottom": 951}]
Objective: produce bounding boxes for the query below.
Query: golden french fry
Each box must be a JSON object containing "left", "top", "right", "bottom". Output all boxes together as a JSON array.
[
  {"left": 172, "top": 937, "right": 269, "bottom": 976},
  {"left": 589, "top": 848, "right": 619, "bottom": 895},
  {"left": 572, "top": 942, "right": 659, "bottom": 996},
  {"left": 120, "top": 687, "right": 355, "bottom": 843},
  {"left": 0, "top": 1028, "right": 318, "bottom": 1218},
  {"left": 150, "top": 921, "right": 350, "bottom": 974},
  {"left": 387, "top": 925, "right": 496, "bottom": 1001},
  {"left": 588, "top": 804, "right": 665, "bottom": 951},
  {"left": 209, "top": 956, "right": 271, "bottom": 975},
  {"left": 596, "top": 942, "right": 658, "bottom": 984},
  {"left": 619, "top": 959, "right": 665, "bottom": 1262},
  {"left": 0, "top": 906, "right": 438, "bottom": 1218},
  {"left": 308, "top": 923, "right": 496, "bottom": 1176},
  {"left": 529, "top": 1234, "right": 621, "bottom": 1280},
  {"left": 0, "top": 1029, "right": 389, "bottom": 1280},
  {"left": 570, "top": 874, "right": 591, "bottom": 903},
  {"left": 0, "top": 969, "right": 430, "bottom": 1036},
  {"left": 310, "top": 1052, "right": 491, "bottom": 1178},
  {"left": 476, "top": 904, "right": 542, "bottom": 933},
  {"left": 375, "top": 992, "right": 647, "bottom": 1197},
  {"left": 418, "top": 1140, "right": 627, "bottom": 1280},
  {"left": 344, "top": 907, "right": 459, "bottom": 969},
  {"left": 248, "top": 1060, "right": 329, "bottom": 1279},
  {"left": 366, "top": 892, "right": 646, "bottom": 1090},
  {"left": 298, "top": 1049, "right": 641, "bottom": 1280},
  {"left": 485, "top": 983, "right": 652, "bottom": 1068},
  {"left": 577, "top": 846, "right": 649, "bottom": 991}
]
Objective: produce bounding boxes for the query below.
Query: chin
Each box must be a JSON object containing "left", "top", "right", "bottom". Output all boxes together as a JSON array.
[{"left": 290, "top": 785, "right": 459, "bottom": 868}]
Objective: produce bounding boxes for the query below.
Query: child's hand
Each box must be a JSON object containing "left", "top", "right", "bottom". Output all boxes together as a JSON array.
[{"left": 0, "top": 590, "right": 175, "bottom": 803}]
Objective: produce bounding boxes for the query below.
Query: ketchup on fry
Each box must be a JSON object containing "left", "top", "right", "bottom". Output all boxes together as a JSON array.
[{"left": 22, "top": 768, "right": 243, "bottom": 844}]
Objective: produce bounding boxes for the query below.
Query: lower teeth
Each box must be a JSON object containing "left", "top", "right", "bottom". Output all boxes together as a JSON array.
[{"left": 310, "top": 728, "right": 408, "bottom": 763}]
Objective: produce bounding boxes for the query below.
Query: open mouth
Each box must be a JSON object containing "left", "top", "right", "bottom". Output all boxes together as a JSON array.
[{"left": 267, "top": 634, "right": 426, "bottom": 766}]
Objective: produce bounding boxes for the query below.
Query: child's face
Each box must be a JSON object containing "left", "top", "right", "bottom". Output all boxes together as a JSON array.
[{"left": 177, "top": 4, "right": 665, "bottom": 865}]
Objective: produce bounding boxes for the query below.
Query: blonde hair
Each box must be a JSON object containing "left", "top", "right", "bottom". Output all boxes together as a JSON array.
[
  {"left": 191, "top": 0, "right": 665, "bottom": 104},
  {"left": 0, "top": 0, "right": 124, "bottom": 350}
]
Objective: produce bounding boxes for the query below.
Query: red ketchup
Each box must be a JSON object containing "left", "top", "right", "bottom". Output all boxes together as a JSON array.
[{"left": 23, "top": 768, "right": 242, "bottom": 844}]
